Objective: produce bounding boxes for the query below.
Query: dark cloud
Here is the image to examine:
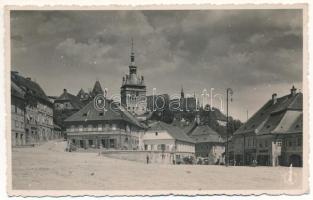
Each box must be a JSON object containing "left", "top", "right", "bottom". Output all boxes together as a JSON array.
[{"left": 10, "top": 9, "right": 303, "bottom": 121}]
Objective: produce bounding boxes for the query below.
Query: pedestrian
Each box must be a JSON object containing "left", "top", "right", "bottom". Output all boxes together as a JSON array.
[{"left": 146, "top": 155, "right": 149, "bottom": 164}]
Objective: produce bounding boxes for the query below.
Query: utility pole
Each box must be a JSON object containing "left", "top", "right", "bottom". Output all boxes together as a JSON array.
[{"left": 226, "top": 88, "right": 233, "bottom": 167}]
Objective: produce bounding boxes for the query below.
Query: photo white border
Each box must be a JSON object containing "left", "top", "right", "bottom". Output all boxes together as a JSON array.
[{"left": 0, "top": 0, "right": 311, "bottom": 198}]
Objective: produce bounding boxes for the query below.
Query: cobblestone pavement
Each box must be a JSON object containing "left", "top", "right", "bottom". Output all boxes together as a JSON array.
[{"left": 11, "top": 141, "right": 304, "bottom": 191}]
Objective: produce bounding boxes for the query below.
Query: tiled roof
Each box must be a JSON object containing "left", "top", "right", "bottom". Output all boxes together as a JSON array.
[
  {"left": 234, "top": 92, "right": 302, "bottom": 136},
  {"left": 262, "top": 111, "right": 302, "bottom": 135},
  {"left": 64, "top": 98, "right": 145, "bottom": 128},
  {"left": 11, "top": 71, "right": 49, "bottom": 102},
  {"left": 56, "top": 90, "right": 84, "bottom": 110},
  {"left": 147, "top": 121, "right": 195, "bottom": 143},
  {"left": 189, "top": 125, "right": 225, "bottom": 143}
]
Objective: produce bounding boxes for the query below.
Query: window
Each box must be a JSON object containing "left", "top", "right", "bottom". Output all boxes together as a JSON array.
[
  {"left": 259, "top": 141, "right": 263, "bottom": 148},
  {"left": 99, "top": 112, "right": 104, "bottom": 116},
  {"left": 126, "top": 125, "right": 130, "bottom": 132},
  {"left": 112, "top": 124, "right": 117, "bottom": 131},
  {"left": 88, "top": 140, "right": 93, "bottom": 146},
  {"left": 276, "top": 140, "right": 282, "bottom": 146},
  {"left": 109, "top": 139, "right": 115, "bottom": 148},
  {"left": 288, "top": 140, "right": 293, "bottom": 147},
  {"left": 79, "top": 125, "right": 83, "bottom": 132},
  {"left": 247, "top": 138, "right": 251, "bottom": 147},
  {"left": 88, "top": 124, "right": 93, "bottom": 131},
  {"left": 297, "top": 137, "right": 302, "bottom": 146},
  {"left": 98, "top": 124, "right": 102, "bottom": 131}
]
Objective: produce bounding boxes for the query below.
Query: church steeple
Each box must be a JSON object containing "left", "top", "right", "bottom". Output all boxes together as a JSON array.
[
  {"left": 131, "top": 38, "right": 135, "bottom": 64},
  {"left": 129, "top": 38, "right": 137, "bottom": 75},
  {"left": 181, "top": 86, "right": 185, "bottom": 99}
]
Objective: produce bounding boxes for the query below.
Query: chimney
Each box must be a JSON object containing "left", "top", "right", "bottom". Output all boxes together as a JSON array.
[
  {"left": 272, "top": 93, "right": 277, "bottom": 104},
  {"left": 11, "top": 71, "right": 19, "bottom": 75},
  {"left": 290, "top": 85, "right": 297, "bottom": 96},
  {"left": 63, "top": 89, "right": 67, "bottom": 93}
]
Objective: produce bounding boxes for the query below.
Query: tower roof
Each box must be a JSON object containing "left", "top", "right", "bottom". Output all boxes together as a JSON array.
[{"left": 91, "top": 81, "right": 104, "bottom": 97}]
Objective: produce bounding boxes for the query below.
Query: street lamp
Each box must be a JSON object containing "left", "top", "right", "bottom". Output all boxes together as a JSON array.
[{"left": 226, "top": 88, "right": 233, "bottom": 167}]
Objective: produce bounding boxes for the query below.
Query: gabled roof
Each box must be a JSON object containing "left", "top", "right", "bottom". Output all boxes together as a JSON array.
[
  {"left": 65, "top": 98, "right": 145, "bottom": 129},
  {"left": 189, "top": 125, "right": 225, "bottom": 143},
  {"left": 11, "top": 71, "right": 49, "bottom": 102},
  {"left": 56, "top": 89, "right": 84, "bottom": 110},
  {"left": 147, "top": 121, "right": 195, "bottom": 143},
  {"left": 234, "top": 92, "right": 302, "bottom": 136}
]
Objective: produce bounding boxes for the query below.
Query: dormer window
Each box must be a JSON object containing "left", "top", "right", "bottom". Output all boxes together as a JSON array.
[
  {"left": 99, "top": 112, "right": 104, "bottom": 116},
  {"left": 83, "top": 113, "right": 87, "bottom": 116}
]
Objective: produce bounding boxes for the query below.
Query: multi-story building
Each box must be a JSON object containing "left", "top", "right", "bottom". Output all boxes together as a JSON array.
[
  {"left": 232, "top": 86, "right": 303, "bottom": 167},
  {"left": 120, "top": 40, "right": 147, "bottom": 115},
  {"left": 11, "top": 71, "right": 55, "bottom": 144},
  {"left": 64, "top": 98, "right": 146, "bottom": 150},
  {"left": 143, "top": 121, "right": 195, "bottom": 163},
  {"left": 11, "top": 81, "right": 26, "bottom": 146},
  {"left": 188, "top": 124, "right": 225, "bottom": 164}
]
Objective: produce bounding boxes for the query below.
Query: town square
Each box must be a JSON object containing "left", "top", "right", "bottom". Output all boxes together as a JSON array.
[{"left": 7, "top": 7, "right": 307, "bottom": 195}]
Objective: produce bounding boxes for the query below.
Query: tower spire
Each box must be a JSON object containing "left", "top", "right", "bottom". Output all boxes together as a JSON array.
[
  {"left": 181, "top": 85, "right": 185, "bottom": 99},
  {"left": 130, "top": 37, "right": 135, "bottom": 64}
]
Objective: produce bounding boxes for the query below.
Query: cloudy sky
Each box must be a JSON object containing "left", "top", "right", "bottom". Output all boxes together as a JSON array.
[{"left": 11, "top": 10, "right": 303, "bottom": 121}]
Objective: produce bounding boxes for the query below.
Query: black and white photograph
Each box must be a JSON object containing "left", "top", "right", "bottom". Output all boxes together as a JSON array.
[{"left": 5, "top": 4, "right": 308, "bottom": 196}]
